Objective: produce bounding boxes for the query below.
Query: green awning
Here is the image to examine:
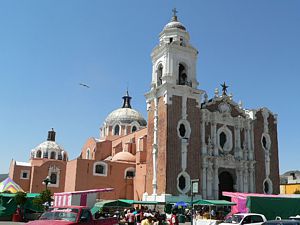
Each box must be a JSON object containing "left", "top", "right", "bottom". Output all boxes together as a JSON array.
[
  {"left": 94, "top": 200, "right": 132, "bottom": 208},
  {"left": 193, "top": 199, "right": 236, "bottom": 206},
  {"left": 118, "top": 199, "right": 161, "bottom": 205},
  {"left": 0, "top": 193, "right": 40, "bottom": 198},
  {"left": 91, "top": 200, "right": 132, "bottom": 215}
]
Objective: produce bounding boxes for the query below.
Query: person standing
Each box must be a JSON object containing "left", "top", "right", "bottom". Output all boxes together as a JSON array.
[
  {"left": 126, "top": 209, "right": 135, "bottom": 225},
  {"left": 170, "top": 210, "right": 179, "bottom": 225},
  {"left": 141, "top": 213, "right": 154, "bottom": 225}
]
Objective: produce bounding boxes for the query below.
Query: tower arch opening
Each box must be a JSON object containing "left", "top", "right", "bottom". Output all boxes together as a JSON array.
[
  {"left": 178, "top": 63, "right": 187, "bottom": 85},
  {"left": 157, "top": 64, "right": 163, "bottom": 86}
]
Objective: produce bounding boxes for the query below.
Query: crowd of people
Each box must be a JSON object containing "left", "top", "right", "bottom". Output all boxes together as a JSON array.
[
  {"left": 96, "top": 204, "right": 231, "bottom": 224},
  {"left": 116, "top": 207, "right": 180, "bottom": 225}
]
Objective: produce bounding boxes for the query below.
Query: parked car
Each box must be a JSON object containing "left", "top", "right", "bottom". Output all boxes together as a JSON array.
[
  {"left": 219, "top": 213, "right": 267, "bottom": 225},
  {"left": 26, "top": 205, "right": 119, "bottom": 225},
  {"left": 262, "top": 220, "right": 300, "bottom": 225},
  {"left": 289, "top": 216, "right": 300, "bottom": 221}
]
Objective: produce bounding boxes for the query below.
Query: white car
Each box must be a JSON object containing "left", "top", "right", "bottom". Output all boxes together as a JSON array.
[{"left": 219, "top": 213, "right": 267, "bottom": 225}]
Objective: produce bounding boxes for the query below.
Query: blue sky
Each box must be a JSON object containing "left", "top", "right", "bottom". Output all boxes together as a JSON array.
[{"left": 0, "top": 1, "right": 299, "bottom": 174}]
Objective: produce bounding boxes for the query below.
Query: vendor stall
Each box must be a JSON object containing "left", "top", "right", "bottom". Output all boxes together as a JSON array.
[{"left": 192, "top": 199, "right": 236, "bottom": 225}]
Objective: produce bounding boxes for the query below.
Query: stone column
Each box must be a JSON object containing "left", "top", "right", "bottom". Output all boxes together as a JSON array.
[
  {"left": 213, "top": 164, "right": 219, "bottom": 199},
  {"left": 201, "top": 114, "right": 206, "bottom": 155},
  {"left": 207, "top": 161, "right": 213, "bottom": 199},
  {"left": 181, "top": 139, "right": 189, "bottom": 171},
  {"left": 211, "top": 122, "right": 218, "bottom": 156},
  {"left": 249, "top": 124, "right": 254, "bottom": 160},
  {"left": 202, "top": 160, "right": 208, "bottom": 199},
  {"left": 234, "top": 126, "right": 241, "bottom": 158},
  {"left": 243, "top": 164, "right": 249, "bottom": 193},
  {"left": 237, "top": 167, "right": 243, "bottom": 192},
  {"left": 249, "top": 163, "right": 255, "bottom": 192},
  {"left": 246, "top": 123, "right": 252, "bottom": 161},
  {"left": 152, "top": 96, "right": 158, "bottom": 195}
]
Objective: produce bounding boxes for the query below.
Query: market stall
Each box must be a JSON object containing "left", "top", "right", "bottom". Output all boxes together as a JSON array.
[{"left": 192, "top": 199, "right": 236, "bottom": 225}]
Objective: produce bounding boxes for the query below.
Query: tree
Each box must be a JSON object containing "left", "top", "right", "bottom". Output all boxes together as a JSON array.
[
  {"left": 33, "top": 189, "right": 52, "bottom": 210},
  {"left": 14, "top": 192, "right": 27, "bottom": 221},
  {"left": 15, "top": 191, "right": 27, "bottom": 207}
]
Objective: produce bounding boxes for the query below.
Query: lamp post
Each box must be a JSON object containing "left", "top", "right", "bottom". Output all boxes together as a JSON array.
[
  {"left": 42, "top": 176, "right": 51, "bottom": 190},
  {"left": 42, "top": 176, "right": 52, "bottom": 209},
  {"left": 190, "top": 179, "right": 199, "bottom": 225}
]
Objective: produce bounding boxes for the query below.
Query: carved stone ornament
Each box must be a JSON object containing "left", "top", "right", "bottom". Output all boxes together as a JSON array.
[
  {"left": 218, "top": 102, "right": 231, "bottom": 114},
  {"left": 222, "top": 154, "right": 235, "bottom": 162}
]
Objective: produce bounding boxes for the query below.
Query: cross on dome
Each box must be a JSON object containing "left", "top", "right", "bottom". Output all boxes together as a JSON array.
[{"left": 172, "top": 8, "right": 178, "bottom": 21}]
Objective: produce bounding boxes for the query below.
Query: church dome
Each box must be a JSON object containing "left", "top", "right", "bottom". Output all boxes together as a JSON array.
[
  {"left": 104, "top": 91, "right": 147, "bottom": 127},
  {"left": 163, "top": 10, "right": 186, "bottom": 31},
  {"left": 105, "top": 108, "right": 147, "bottom": 126},
  {"left": 30, "top": 129, "right": 68, "bottom": 161},
  {"left": 111, "top": 151, "right": 136, "bottom": 162}
]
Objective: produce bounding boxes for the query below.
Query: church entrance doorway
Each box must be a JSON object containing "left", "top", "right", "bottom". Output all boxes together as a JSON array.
[{"left": 218, "top": 171, "right": 234, "bottom": 200}]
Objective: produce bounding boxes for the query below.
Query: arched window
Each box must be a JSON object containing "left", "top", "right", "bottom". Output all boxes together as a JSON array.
[
  {"left": 217, "top": 126, "right": 233, "bottom": 153},
  {"left": 178, "top": 64, "right": 187, "bottom": 85},
  {"left": 114, "top": 125, "right": 120, "bottom": 136},
  {"left": 50, "top": 151, "right": 56, "bottom": 159},
  {"left": 124, "top": 167, "right": 136, "bottom": 179},
  {"left": 50, "top": 173, "right": 57, "bottom": 184},
  {"left": 93, "top": 162, "right": 108, "bottom": 176},
  {"left": 132, "top": 126, "right": 137, "bottom": 133},
  {"left": 220, "top": 132, "right": 227, "bottom": 149},
  {"left": 36, "top": 150, "right": 42, "bottom": 158},
  {"left": 157, "top": 64, "right": 163, "bottom": 86}
]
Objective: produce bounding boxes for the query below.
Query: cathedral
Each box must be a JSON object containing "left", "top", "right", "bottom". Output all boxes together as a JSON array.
[{"left": 9, "top": 11, "right": 280, "bottom": 202}]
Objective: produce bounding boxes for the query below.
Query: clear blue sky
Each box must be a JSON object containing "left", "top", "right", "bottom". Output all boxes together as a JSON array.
[{"left": 0, "top": 1, "right": 299, "bottom": 175}]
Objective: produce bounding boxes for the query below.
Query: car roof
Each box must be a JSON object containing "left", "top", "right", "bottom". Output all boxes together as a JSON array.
[
  {"left": 234, "top": 213, "right": 265, "bottom": 216},
  {"left": 263, "top": 220, "right": 300, "bottom": 224}
]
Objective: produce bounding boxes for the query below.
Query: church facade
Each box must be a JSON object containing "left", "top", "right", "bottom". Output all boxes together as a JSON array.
[{"left": 9, "top": 12, "right": 280, "bottom": 202}]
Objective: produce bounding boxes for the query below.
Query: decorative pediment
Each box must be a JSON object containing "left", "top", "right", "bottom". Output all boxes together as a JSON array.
[{"left": 202, "top": 96, "right": 246, "bottom": 118}]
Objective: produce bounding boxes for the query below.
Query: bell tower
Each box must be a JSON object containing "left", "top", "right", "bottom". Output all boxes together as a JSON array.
[{"left": 145, "top": 10, "right": 204, "bottom": 202}]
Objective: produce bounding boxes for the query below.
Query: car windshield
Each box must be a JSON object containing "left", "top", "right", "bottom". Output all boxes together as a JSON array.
[
  {"left": 39, "top": 208, "right": 79, "bottom": 222},
  {"left": 224, "top": 215, "right": 244, "bottom": 223}
]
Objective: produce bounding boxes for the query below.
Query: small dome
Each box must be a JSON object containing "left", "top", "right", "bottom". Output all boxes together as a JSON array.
[
  {"left": 105, "top": 108, "right": 147, "bottom": 126},
  {"left": 164, "top": 21, "right": 186, "bottom": 31},
  {"left": 31, "top": 129, "right": 68, "bottom": 161},
  {"left": 111, "top": 152, "right": 136, "bottom": 162}
]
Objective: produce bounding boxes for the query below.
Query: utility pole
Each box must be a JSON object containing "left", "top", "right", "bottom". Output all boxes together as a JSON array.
[{"left": 190, "top": 179, "right": 199, "bottom": 225}]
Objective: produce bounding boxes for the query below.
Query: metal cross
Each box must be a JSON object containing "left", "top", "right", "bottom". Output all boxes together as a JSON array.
[{"left": 172, "top": 8, "right": 178, "bottom": 17}]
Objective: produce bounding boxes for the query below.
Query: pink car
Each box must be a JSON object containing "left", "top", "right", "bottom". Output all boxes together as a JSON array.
[{"left": 26, "top": 206, "right": 118, "bottom": 225}]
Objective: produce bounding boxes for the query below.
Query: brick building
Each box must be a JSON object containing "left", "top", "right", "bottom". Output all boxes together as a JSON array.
[{"left": 9, "top": 12, "right": 280, "bottom": 202}]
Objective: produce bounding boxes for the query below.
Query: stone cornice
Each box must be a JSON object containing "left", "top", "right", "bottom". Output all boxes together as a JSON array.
[{"left": 145, "top": 83, "right": 203, "bottom": 107}]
